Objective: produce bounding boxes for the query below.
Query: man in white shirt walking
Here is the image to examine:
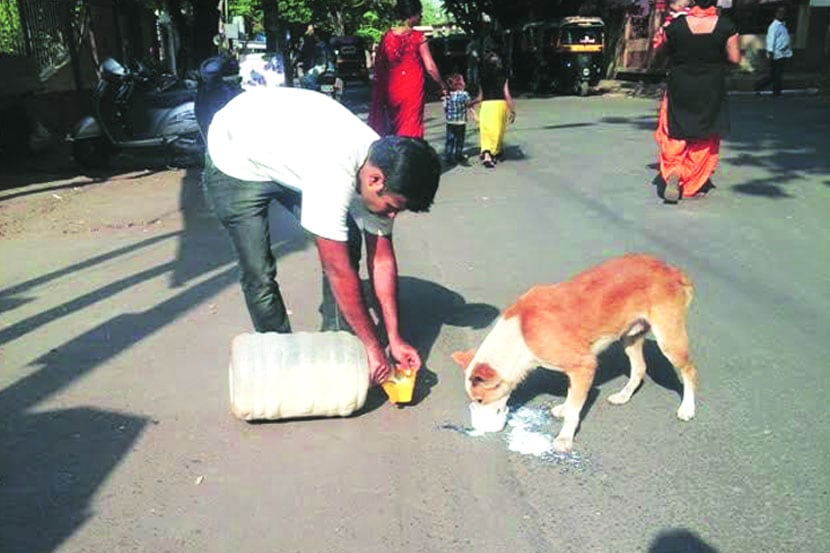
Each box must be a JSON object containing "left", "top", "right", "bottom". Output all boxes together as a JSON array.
[
  {"left": 204, "top": 87, "right": 441, "bottom": 384},
  {"left": 755, "top": 7, "right": 793, "bottom": 96}
]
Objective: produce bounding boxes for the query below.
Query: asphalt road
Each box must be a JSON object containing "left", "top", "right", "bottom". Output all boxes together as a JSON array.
[{"left": 1, "top": 83, "right": 828, "bottom": 553}]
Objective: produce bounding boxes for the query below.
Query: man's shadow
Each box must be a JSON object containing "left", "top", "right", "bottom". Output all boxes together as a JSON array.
[{"left": 358, "top": 276, "right": 500, "bottom": 412}]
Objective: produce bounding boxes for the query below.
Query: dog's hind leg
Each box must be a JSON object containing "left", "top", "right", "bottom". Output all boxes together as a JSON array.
[
  {"left": 608, "top": 334, "right": 646, "bottom": 405},
  {"left": 650, "top": 308, "right": 697, "bottom": 421},
  {"left": 553, "top": 363, "right": 595, "bottom": 452}
]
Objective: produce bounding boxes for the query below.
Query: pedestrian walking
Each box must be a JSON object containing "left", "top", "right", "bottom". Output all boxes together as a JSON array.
[
  {"left": 203, "top": 87, "right": 442, "bottom": 385},
  {"left": 443, "top": 73, "right": 473, "bottom": 165},
  {"left": 754, "top": 7, "right": 793, "bottom": 96},
  {"left": 653, "top": 0, "right": 741, "bottom": 202},
  {"left": 653, "top": 0, "right": 690, "bottom": 178},
  {"left": 368, "top": 0, "right": 447, "bottom": 138},
  {"left": 473, "top": 52, "right": 515, "bottom": 169}
]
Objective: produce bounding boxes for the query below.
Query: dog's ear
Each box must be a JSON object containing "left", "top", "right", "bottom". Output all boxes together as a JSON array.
[
  {"left": 451, "top": 349, "right": 476, "bottom": 369},
  {"left": 470, "top": 362, "right": 497, "bottom": 384}
]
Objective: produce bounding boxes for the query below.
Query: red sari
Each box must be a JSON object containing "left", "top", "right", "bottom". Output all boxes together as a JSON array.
[{"left": 369, "top": 29, "right": 426, "bottom": 138}]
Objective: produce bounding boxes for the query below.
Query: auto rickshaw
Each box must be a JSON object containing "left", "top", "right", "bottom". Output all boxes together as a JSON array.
[
  {"left": 330, "top": 35, "right": 369, "bottom": 82},
  {"left": 512, "top": 16, "right": 604, "bottom": 96}
]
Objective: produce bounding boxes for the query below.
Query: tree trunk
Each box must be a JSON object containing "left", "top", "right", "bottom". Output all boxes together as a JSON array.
[
  {"left": 191, "top": 0, "right": 220, "bottom": 69},
  {"left": 262, "top": 0, "right": 279, "bottom": 52},
  {"left": 261, "top": 0, "right": 294, "bottom": 86},
  {"left": 166, "top": 0, "right": 221, "bottom": 73}
]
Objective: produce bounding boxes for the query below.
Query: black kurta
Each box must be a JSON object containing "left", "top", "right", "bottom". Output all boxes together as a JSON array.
[{"left": 665, "top": 15, "right": 738, "bottom": 140}]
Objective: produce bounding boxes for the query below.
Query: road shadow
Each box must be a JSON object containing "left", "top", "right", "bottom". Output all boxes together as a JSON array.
[
  {"left": 357, "top": 276, "right": 500, "bottom": 413},
  {"left": 0, "top": 169, "right": 166, "bottom": 203},
  {"left": 507, "top": 338, "right": 683, "bottom": 423},
  {"left": 649, "top": 528, "right": 720, "bottom": 552},
  {"left": 0, "top": 407, "right": 148, "bottom": 553},
  {"left": 540, "top": 122, "right": 595, "bottom": 131},
  {"left": 0, "top": 167, "right": 310, "bottom": 348},
  {"left": 601, "top": 97, "right": 830, "bottom": 200},
  {"left": 0, "top": 252, "right": 262, "bottom": 551},
  {"left": 0, "top": 166, "right": 310, "bottom": 552},
  {"left": 0, "top": 139, "right": 200, "bottom": 192}
]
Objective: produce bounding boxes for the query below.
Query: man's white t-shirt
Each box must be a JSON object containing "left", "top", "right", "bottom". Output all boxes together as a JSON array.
[{"left": 207, "top": 87, "right": 393, "bottom": 242}]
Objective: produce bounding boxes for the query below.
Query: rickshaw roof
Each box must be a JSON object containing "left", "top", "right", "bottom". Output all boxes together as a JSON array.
[
  {"left": 558, "top": 16, "right": 604, "bottom": 27},
  {"left": 521, "top": 17, "right": 604, "bottom": 32}
]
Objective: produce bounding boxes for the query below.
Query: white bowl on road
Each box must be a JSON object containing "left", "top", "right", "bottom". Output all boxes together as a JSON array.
[{"left": 469, "top": 402, "right": 509, "bottom": 433}]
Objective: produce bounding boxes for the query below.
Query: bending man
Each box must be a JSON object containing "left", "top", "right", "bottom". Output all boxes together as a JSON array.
[{"left": 204, "top": 87, "right": 441, "bottom": 384}]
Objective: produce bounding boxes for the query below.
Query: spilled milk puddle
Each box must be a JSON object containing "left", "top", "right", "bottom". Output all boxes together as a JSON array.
[{"left": 439, "top": 404, "right": 590, "bottom": 471}]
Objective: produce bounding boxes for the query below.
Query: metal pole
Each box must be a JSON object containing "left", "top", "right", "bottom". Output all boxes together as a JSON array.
[
  {"left": 16, "top": 0, "right": 33, "bottom": 57},
  {"left": 64, "top": 1, "right": 82, "bottom": 90}
]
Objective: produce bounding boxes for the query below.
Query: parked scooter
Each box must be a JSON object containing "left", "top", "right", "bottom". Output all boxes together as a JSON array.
[{"left": 69, "top": 58, "right": 202, "bottom": 169}]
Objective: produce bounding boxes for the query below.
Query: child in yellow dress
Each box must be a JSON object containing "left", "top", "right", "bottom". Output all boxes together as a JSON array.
[{"left": 473, "top": 52, "right": 515, "bottom": 169}]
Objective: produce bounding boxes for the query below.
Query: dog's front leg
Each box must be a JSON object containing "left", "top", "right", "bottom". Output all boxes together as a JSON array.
[{"left": 553, "top": 365, "right": 595, "bottom": 452}]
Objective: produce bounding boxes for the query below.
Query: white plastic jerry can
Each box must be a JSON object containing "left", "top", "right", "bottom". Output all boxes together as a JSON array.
[{"left": 228, "top": 331, "right": 370, "bottom": 421}]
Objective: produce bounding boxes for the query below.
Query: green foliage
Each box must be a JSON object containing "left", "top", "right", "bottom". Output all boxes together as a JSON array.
[
  {"left": 229, "top": 0, "right": 264, "bottom": 34},
  {"left": 421, "top": 0, "right": 447, "bottom": 25},
  {"left": 354, "top": 10, "right": 386, "bottom": 44},
  {"left": 276, "top": 0, "right": 315, "bottom": 26},
  {"left": 227, "top": 0, "right": 395, "bottom": 44},
  {"left": 0, "top": 0, "right": 24, "bottom": 54}
]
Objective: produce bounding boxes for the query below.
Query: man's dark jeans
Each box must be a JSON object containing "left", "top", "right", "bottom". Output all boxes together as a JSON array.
[
  {"left": 202, "top": 155, "right": 361, "bottom": 334},
  {"left": 755, "top": 58, "right": 787, "bottom": 96}
]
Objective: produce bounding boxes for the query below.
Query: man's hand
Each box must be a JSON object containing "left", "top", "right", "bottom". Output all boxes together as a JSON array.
[
  {"left": 389, "top": 338, "right": 422, "bottom": 373},
  {"left": 366, "top": 342, "right": 393, "bottom": 385}
]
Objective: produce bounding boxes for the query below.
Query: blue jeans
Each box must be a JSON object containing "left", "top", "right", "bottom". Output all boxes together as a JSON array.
[{"left": 202, "top": 155, "right": 361, "bottom": 333}]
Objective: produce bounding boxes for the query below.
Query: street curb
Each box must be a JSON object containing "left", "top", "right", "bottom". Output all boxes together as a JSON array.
[{"left": 728, "top": 88, "right": 820, "bottom": 96}]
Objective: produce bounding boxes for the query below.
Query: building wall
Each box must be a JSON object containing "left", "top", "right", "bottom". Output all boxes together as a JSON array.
[{"left": 617, "top": 0, "right": 827, "bottom": 73}]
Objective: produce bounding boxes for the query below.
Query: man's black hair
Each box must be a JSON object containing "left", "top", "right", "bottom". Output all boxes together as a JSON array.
[
  {"left": 367, "top": 136, "right": 440, "bottom": 213},
  {"left": 695, "top": 0, "right": 717, "bottom": 8},
  {"left": 395, "top": 0, "right": 422, "bottom": 20}
]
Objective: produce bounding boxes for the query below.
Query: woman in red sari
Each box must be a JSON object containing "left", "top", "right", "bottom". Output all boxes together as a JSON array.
[
  {"left": 653, "top": 0, "right": 741, "bottom": 203},
  {"left": 369, "top": 0, "right": 446, "bottom": 138}
]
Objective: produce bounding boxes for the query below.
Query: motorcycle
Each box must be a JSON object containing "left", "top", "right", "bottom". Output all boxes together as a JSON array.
[
  {"left": 68, "top": 58, "right": 203, "bottom": 169},
  {"left": 316, "top": 66, "right": 343, "bottom": 102},
  {"left": 299, "top": 41, "right": 343, "bottom": 101}
]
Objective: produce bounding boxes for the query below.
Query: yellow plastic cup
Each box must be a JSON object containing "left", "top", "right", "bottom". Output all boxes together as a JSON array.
[{"left": 381, "top": 369, "right": 416, "bottom": 404}]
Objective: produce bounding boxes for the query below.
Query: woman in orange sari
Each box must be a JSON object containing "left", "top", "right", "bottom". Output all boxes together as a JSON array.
[
  {"left": 654, "top": 0, "right": 741, "bottom": 203},
  {"left": 369, "top": 0, "right": 446, "bottom": 138}
]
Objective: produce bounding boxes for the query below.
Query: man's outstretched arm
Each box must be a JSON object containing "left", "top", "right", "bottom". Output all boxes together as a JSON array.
[
  {"left": 315, "top": 237, "right": 392, "bottom": 384},
  {"left": 365, "top": 233, "right": 422, "bottom": 372}
]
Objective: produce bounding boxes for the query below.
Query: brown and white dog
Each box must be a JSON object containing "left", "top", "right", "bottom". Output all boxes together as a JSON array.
[{"left": 451, "top": 254, "right": 697, "bottom": 452}]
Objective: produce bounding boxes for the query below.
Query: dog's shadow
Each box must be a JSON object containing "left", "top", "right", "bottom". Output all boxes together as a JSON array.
[{"left": 508, "top": 339, "right": 683, "bottom": 420}]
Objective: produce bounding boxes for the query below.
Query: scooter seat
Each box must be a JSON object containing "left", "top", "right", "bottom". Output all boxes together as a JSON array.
[{"left": 144, "top": 88, "right": 196, "bottom": 109}]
